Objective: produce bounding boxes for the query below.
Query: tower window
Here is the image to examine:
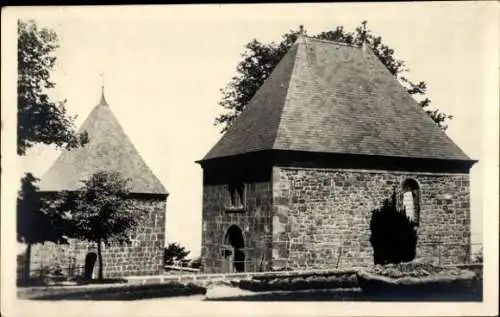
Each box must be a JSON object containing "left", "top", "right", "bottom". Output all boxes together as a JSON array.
[{"left": 225, "top": 182, "right": 245, "bottom": 212}]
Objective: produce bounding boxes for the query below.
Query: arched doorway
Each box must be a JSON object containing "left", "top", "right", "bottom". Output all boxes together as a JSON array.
[
  {"left": 83, "top": 252, "right": 97, "bottom": 280},
  {"left": 223, "top": 225, "right": 245, "bottom": 273}
]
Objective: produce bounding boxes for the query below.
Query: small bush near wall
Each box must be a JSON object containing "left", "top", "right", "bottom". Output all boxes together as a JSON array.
[
  {"left": 357, "top": 261, "right": 481, "bottom": 298},
  {"left": 18, "top": 263, "right": 68, "bottom": 287},
  {"left": 164, "top": 243, "right": 190, "bottom": 266},
  {"left": 238, "top": 272, "right": 358, "bottom": 292},
  {"left": 472, "top": 248, "right": 483, "bottom": 264}
]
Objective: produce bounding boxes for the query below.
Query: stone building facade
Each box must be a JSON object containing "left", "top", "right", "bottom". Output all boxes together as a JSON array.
[
  {"left": 201, "top": 180, "right": 273, "bottom": 273},
  {"left": 27, "top": 197, "right": 166, "bottom": 278},
  {"left": 272, "top": 167, "right": 471, "bottom": 269},
  {"left": 198, "top": 36, "right": 476, "bottom": 273},
  {"left": 22, "top": 90, "right": 168, "bottom": 279}
]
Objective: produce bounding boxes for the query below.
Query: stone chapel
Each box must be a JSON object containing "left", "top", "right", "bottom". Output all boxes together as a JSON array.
[
  {"left": 27, "top": 89, "right": 168, "bottom": 279},
  {"left": 197, "top": 36, "right": 477, "bottom": 273}
]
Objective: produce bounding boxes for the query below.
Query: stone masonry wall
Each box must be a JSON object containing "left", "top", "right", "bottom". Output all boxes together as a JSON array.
[
  {"left": 201, "top": 182, "right": 273, "bottom": 273},
  {"left": 272, "top": 166, "right": 471, "bottom": 270},
  {"left": 27, "top": 197, "right": 166, "bottom": 279}
]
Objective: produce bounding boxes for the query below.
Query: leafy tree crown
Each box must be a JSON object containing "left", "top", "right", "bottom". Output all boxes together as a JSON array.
[
  {"left": 17, "top": 173, "right": 67, "bottom": 244},
  {"left": 164, "top": 242, "right": 190, "bottom": 265},
  {"left": 17, "top": 20, "right": 88, "bottom": 155},
  {"left": 58, "top": 171, "right": 145, "bottom": 245}
]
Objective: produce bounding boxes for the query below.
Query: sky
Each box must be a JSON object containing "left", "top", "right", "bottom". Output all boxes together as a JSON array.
[{"left": 8, "top": 3, "right": 498, "bottom": 257}]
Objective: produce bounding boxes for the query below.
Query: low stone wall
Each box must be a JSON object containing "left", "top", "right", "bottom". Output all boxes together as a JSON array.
[
  {"left": 127, "top": 263, "right": 482, "bottom": 287},
  {"left": 127, "top": 268, "right": 360, "bottom": 285}
]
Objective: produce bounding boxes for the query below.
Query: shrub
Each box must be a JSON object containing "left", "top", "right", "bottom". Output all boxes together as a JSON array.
[
  {"left": 358, "top": 261, "right": 478, "bottom": 295},
  {"left": 370, "top": 261, "right": 474, "bottom": 278},
  {"left": 238, "top": 273, "right": 358, "bottom": 292},
  {"left": 472, "top": 248, "right": 483, "bottom": 263},
  {"left": 164, "top": 243, "right": 190, "bottom": 266}
]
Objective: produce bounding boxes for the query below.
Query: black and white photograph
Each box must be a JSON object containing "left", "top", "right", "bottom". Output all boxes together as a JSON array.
[{"left": 1, "top": 3, "right": 498, "bottom": 317}]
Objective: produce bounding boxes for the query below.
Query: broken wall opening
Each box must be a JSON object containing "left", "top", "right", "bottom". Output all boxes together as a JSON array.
[{"left": 370, "top": 190, "right": 418, "bottom": 265}]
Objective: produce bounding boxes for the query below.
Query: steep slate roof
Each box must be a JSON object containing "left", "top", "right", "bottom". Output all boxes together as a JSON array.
[
  {"left": 39, "top": 90, "right": 168, "bottom": 195},
  {"left": 202, "top": 36, "right": 471, "bottom": 162}
]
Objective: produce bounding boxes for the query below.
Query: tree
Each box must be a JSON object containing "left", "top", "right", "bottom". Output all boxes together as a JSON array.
[
  {"left": 17, "top": 20, "right": 88, "bottom": 156},
  {"left": 163, "top": 243, "right": 190, "bottom": 266},
  {"left": 58, "top": 171, "right": 146, "bottom": 280},
  {"left": 17, "top": 173, "right": 68, "bottom": 281},
  {"left": 216, "top": 22, "right": 452, "bottom": 133}
]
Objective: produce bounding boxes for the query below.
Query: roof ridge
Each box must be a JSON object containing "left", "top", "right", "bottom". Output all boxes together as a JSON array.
[
  {"left": 94, "top": 106, "right": 168, "bottom": 194},
  {"left": 202, "top": 41, "right": 299, "bottom": 161},
  {"left": 271, "top": 44, "right": 300, "bottom": 150},
  {"left": 358, "top": 43, "right": 471, "bottom": 159},
  {"left": 302, "top": 35, "right": 361, "bottom": 48}
]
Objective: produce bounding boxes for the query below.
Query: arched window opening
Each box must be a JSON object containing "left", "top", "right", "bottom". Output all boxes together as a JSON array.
[
  {"left": 225, "top": 182, "right": 246, "bottom": 211},
  {"left": 402, "top": 179, "right": 420, "bottom": 225}
]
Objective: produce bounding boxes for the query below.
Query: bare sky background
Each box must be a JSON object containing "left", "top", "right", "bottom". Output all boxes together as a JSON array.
[{"left": 12, "top": 3, "right": 496, "bottom": 257}]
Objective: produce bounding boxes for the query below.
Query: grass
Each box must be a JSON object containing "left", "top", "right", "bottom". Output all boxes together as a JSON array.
[
  {"left": 73, "top": 277, "right": 128, "bottom": 285},
  {"left": 19, "top": 282, "right": 207, "bottom": 301},
  {"left": 18, "top": 263, "right": 483, "bottom": 302},
  {"left": 17, "top": 276, "right": 128, "bottom": 287}
]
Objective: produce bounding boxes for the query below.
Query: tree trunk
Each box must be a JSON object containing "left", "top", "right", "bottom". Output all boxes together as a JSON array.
[
  {"left": 97, "top": 239, "right": 104, "bottom": 280},
  {"left": 23, "top": 242, "right": 32, "bottom": 283}
]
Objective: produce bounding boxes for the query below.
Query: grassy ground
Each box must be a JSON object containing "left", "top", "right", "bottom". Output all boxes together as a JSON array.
[
  {"left": 18, "top": 264, "right": 482, "bottom": 302},
  {"left": 18, "top": 282, "right": 206, "bottom": 301},
  {"left": 18, "top": 280, "right": 482, "bottom": 302},
  {"left": 17, "top": 277, "right": 128, "bottom": 287}
]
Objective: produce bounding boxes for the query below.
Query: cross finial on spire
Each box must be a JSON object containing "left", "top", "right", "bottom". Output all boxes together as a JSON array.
[{"left": 98, "top": 72, "right": 108, "bottom": 107}]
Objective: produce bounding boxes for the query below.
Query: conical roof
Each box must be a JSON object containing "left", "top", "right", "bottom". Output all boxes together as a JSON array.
[
  {"left": 39, "top": 91, "right": 168, "bottom": 195},
  {"left": 202, "top": 36, "right": 471, "bottom": 162}
]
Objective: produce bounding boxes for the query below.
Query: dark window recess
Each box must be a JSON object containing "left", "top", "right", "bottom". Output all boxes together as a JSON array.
[{"left": 225, "top": 182, "right": 245, "bottom": 212}]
